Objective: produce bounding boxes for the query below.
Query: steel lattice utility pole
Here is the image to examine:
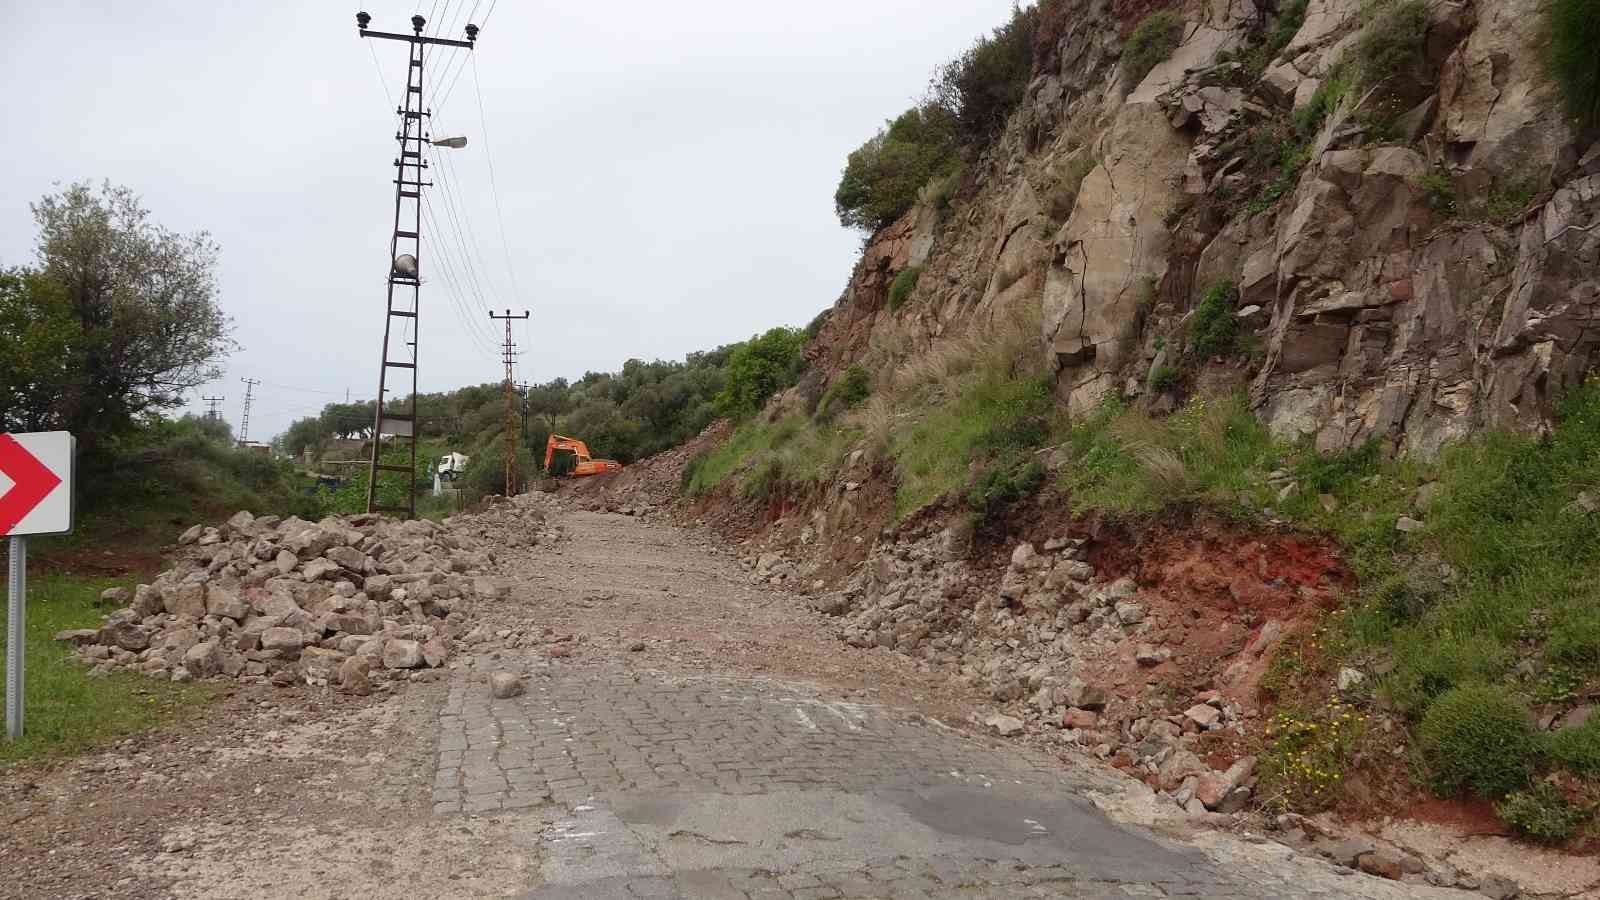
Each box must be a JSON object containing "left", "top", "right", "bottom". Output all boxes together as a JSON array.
[
  {"left": 202, "top": 395, "right": 225, "bottom": 421},
  {"left": 238, "top": 379, "right": 260, "bottom": 446},
  {"left": 356, "top": 11, "right": 478, "bottom": 518},
  {"left": 490, "top": 310, "right": 530, "bottom": 496}
]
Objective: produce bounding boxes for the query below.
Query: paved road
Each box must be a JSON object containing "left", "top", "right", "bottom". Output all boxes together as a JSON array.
[{"left": 432, "top": 507, "right": 1468, "bottom": 899}]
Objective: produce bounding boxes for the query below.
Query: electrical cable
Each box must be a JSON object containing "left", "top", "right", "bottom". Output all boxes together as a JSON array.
[{"left": 469, "top": 52, "right": 527, "bottom": 313}]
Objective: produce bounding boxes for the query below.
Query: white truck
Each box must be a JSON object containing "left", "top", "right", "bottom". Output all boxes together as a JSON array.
[{"left": 437, "top": 452, "right": 470, "bottom": 482}]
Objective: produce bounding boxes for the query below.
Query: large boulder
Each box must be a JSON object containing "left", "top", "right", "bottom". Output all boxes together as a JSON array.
[
  {"left": 381, "top": 639, "right": 425, "bottom": 670},
  {"left": 164, "top": 581, "right": 208, "bottom": 620},
  {"left": 260, "top": 627, "right": 306, "bottom": 657}
]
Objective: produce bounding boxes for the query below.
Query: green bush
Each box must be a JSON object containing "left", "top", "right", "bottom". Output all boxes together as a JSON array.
[
  {"left": 1547, "top": 715, "right": 1600, "bottom": 778},
  {"left": 1354, "top": 0, "right": 1429, "bottom": 97},
  {"left": 816, "top": 365, "right": 872, "bottom": 423},
  {"left": 1293, "top": 65, "right": 1352, "bottom": 135},
  {"left": 1293, "top": 438, "right": 1382, "bottom": 494},
  {"left": 1189, "top": 281, "right": 1240, "bottom": 359},
  {"left": 805, "top": 308, "right": 831, "bottom": 340},
  {"left": 1417, "top": 685, "right": 1537, "bottom": 799},
  {"left": 888, "top": 266, "right": 924, "bottom": 311},
  {"left": 930, "top": 3, "right": 1041, "bottom": 144},
  {"left": 1416, "top": 171, "right": 1457, "bottom": 215},
  {"left": 834, "top": 106, "right": 963, "bottom": 231},
  {"left": 1497, "top": 783, "right": 1590, "bottom": 845},
  {"left": 1149, "top": 365, "right": 1180, "bottom": 393},
  {"left": 1545, "top": 0, "right": 1600, "bottom": 129},
  {"left": 966, "top": 459, "right": 1046, "bottom": 520},
  {"left": 1124, "top": 10, "right": 1186, "bottom": 89},
  {"left": 1268, "top": 0, "right": 1309, "bottom": 54},
  {"left": 714, "top": 326, "right": 807, "bottom": 419}
]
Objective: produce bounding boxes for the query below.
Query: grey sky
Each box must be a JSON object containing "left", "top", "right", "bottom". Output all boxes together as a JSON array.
[{"left": 1, "top": 0, "right": 1016, "bottom": 441}]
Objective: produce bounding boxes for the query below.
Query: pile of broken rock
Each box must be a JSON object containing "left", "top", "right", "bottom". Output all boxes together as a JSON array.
[{"left": 55, "top": 508, "right": 520, "bottom": 694}]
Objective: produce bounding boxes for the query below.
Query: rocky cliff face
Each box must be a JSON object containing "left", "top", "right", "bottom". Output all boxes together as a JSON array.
[{"left": 811, "top": 0, "right": 1599, "bottom": 455}]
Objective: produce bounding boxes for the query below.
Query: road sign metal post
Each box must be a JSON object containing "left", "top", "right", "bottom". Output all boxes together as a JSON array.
[
  {"left": 1, "top": 431, "right": 75, "bottom": 740},
  {"left": 6, "top": 536, "right": 24, "bottom": 739}
]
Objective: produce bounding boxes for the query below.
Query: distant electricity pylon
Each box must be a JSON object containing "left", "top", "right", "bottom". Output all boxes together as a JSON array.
[
  {"left": 202, "top": 395, "right": 225, "bottom": 421},
  {"left": 490, "top": 309, "right": 530, "bottom": 497}
]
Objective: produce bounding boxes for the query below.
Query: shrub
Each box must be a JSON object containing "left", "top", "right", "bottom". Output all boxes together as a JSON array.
[
  {"left": 966, "top": 459, "right": 1047, "bottom": 521},
  {"left": 1416, "top": 171, "right": 1457, "bottom": 215},
  {"left": 714, "top": 327, "right": 807, "bottom": 419},
  {"left": 1124, "top": 11, "right": 1186, "bottom": 89},
  {"left": 1149, "top": 365, "right": 1180, "bottom": 393},
  {"left": 1417, "top": 685, "right": 1537, "bottom": 799},
  {"left": 815, "top": 364, "right": 872, "bottom": 423},
  {"left": 1547, "top": 715, "right": 1600, "bottom": 778},
  {"left": 1293, "top": 65, "right": 1352, "bottom": 135},
  {"left": 930, "top": 3, "right": 1041, "bottom": 145},
  {"left": 1189, "top": 281, "right": 1240, "bottom": 359},
  {"left": 834, "top": 106, "right": 962, "bottom": 231},
  {"left": 1497, "top": 783, "right": 1590, "bottom": 845},
  {"left": 1294, "top": 438, "right": 1382, "bottom": 494},
  {"left": 888, "top": 266, "right": 924, "bottom": 311},
  {"left": 1354, "top": 0, "right": 1429, "bottom": 98},
  {"left": 1544, "top": 0, "right": 1600, "bottom": 130},
  {"left": 1267, "top": 0, "right": 1309, "bottom": 54}
]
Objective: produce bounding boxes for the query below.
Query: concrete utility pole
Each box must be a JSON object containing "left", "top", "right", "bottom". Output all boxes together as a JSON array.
[
  {"left": 202, "top": 396, "right": 225, "bottom": 421},
  {"left": 238, "top": 379, "right": 260, "bottom": 446},
  {"left": 490, "top": 310, "right": 530, "bottom": 496},
  {"left": 515, "top": 381, "right": 531, "bottom": 455},
  {"left": 356, "top": 11, "right": 478, "bottom": 518}
]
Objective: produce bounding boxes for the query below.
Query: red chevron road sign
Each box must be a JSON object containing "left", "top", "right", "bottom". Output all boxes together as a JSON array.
[{"left": 0, "top": 432, "right": 73, "bottom": 537}]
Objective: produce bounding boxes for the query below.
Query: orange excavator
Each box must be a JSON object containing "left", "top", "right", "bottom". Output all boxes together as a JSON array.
[{"left": 544, "top": 434, "right": 622, "bottom": 476}]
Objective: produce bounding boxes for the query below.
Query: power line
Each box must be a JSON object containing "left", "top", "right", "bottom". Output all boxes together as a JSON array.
[
  {"left": 470, "top": 53, "right": 527, "bottom": 313},
  {"left": 432, "top": 0, "right": 495, "bottom": 120},
  {"left": 420, "top": 194, "right": 502, "bottom": 353}
]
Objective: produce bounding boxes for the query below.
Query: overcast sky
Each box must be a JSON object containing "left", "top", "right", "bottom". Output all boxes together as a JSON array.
[{"left": 1, "top": 0, "right": 1017, "bottom": 442}]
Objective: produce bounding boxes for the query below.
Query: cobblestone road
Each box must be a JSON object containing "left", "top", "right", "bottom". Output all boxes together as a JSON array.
[{"left": 431, "top": 659, "right": 1464, "bottom": 898}]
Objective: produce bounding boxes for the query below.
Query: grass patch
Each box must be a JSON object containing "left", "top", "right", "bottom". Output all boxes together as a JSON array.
[
  {"left": 1059, "top": 393, "right": 1277, "bottom": 515},
  {"left": 1416, "top": 171, "right": 1456, "bottom": 215},
  {"left": 891, "top": 373, "right": 1055, "bottom": 519},
  {"left": 0, "top": 573, "right": 225, "bottom": 766},
  {"left": 681, "top": 413, "right": 860, "bottom": 501}
]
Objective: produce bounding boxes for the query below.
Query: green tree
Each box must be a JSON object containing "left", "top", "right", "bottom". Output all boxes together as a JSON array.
[
  {"left": 714, "top": 327, "right": 807, "bottom": 419},
  {"left": 834, "top": 106, "right": 962, "bottom": 231},
  {"left": 0, "top": 267, "right": 80, "bottom": 433},
  {"left": 27, "top": 181, "right": 234, "bottom": 451},
  {"left": 929, "top": 3, "right": 1041, "bottom": 144}
]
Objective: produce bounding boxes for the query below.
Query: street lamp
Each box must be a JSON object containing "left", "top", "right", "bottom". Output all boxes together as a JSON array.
[{"left": 430, "top": 136, "right": 468, "bottom": 149}]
